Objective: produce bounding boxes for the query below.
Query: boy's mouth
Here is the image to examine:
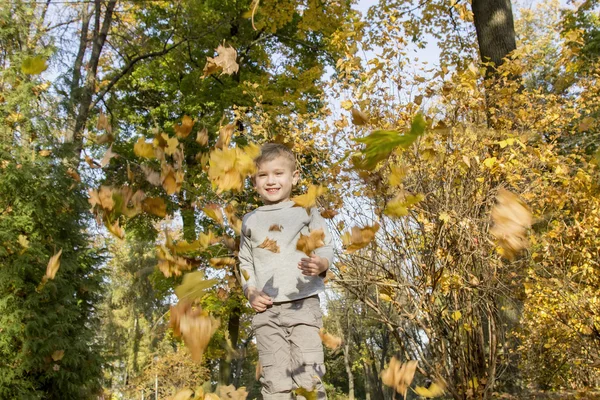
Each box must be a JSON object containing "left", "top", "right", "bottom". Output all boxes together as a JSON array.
[{"left": 265, "top": 188, "right": 279, "bottom": 194}]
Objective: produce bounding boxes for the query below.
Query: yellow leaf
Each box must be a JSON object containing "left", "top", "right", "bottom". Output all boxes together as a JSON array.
[
  {"left": 134, "top": 136, "right": 155, "bottom": 159},
  {"left": 258, "top": 237, "right": 280, "bottom": 253},
  {"left": 319, "top": 328, "right": 342, "bottom": 350},
  {"left": 341, "top": 100, "right": 353, "bottom": 110},
  {"left": 196, "top": 127, "right": 209, "bottom": 146},
  {"left": 21, "top": 56, "right": 48, "bottom": 75},
  {"left": 413, "top": 381, "right": 446, "bottom": 398},
  {"left": 388, "top": 165, "right": 406, "bottom": 187},
  {"left": 142, "top": 197, "right": 167, "bottom": 217},
  {"left": 341, "top": 223, "right": 379, "bottom": 253},
  {"left": 18, "top": 235, "right": 29, "bottom": 249},
  {"left": 203, "top": 204, "right": 224, "bottom": 225},
  {"left": 210, "top": 257, "right": 237, "bottom": 268},
  {"left": 452, "top": 310, "right": 462, "bottom": 321},
  {"left": 379, "top": 293, "right": 392, "bottom": 302},
  {"left": 171, "top": 388, "right": 195, "bottom": 400},
  {"left": 96, "top": 112, "right": 110, "bottom": 131},
  {"left": 483, "top": 157, "right": 497, "bottom": 168},
  {"left": 216, "top": 124, "right": 234, "bottom": 149},
  {"left": 105, "top": 217, "right": 125, "bottom": 239},
  {"left": 162, "top": 133, "right": 179, "bottom": 156},
  {"left": 439, "top": 212, "right": 450, "bottom": 223},
  {"left": 175, "top": 115, "right": 194, "bottom": 139},
  {"left": 490, "top": 189, "right": 532, "bottom": 260},
  {"left": 295, "top": 387, "right": 318, "bottom": 400},
  {"left": 351, "top": 108, "right": 369, "bottom": 125},
  {"left": 217, "top": 384, "right": 248, "bottom": 400},
  {"left": 175, "top": 271, "right": 219, "bottom": 302},
  {"left": 45, "top": 249, "right": 62, "bottom": 280},
  {"left": 384, "top": 193, "right": 423, "bottom": 218},
  {"left": 296, "top": 228, "right": 325, "bottom": 256},
  {"left": 414, "top": 94, "right": 423, "bottom": 105},
  {"left": 241, "top": 269, "right": 250, "bottom": 281},
  {"left": 51, "top": 350, "right": 65, "bottom": 361},
  {"left": 292, "top": 185, "right": 326, "bottom": 209}
]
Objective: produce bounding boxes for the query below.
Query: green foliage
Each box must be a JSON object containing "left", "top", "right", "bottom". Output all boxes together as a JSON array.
[{"left": 0, "top": 148, "right": 104, "bottom": 399}]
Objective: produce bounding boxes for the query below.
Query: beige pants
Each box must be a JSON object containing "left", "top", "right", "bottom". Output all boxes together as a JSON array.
[{"left": 252, "top": 295, "right": 327, "bottom": 400}]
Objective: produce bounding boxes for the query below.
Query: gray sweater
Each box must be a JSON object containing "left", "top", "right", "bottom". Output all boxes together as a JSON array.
[{"left": 238, "top": 200, "right": 334, "bottom": 302}]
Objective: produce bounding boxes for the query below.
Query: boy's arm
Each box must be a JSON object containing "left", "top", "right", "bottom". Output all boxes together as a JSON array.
[
  {"left": 238, "top": 218, "right": 258, "bottom": 297},
  {"left": 309, "top": 207, "right": 334, "bottom": 276}
]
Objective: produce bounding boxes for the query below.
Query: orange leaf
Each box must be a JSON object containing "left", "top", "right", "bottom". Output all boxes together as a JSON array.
[
  {"left": 170, "top": 301, "right": 220, "bottom": 362},
  {"left": 175, "top": 115, "right": 194, "bottom": 139},
  {"left": 269, "top": 224, "right": 283, "bottom": 231},
  {"left": 319, "top": 328, "right": 342, "bottom": 350},
  {"left": 490, "top": 189, "right": 531, "bottom": 260},
  {"left": 381, "top": 357, "right": 418, "bottom": 396},
  {"left": 203, "top": 204, "right": 224, "bottom": 225},
  {"left": 210, "top": 257, "right": 237, "bottom": 268},
  {"left": 258, "top": 237, "right": 280, "bottom": 253},
  {"left": 296, "top": 228, "right": 325, "bottom": 256},
  {"left": 142, "top": 197, "right": 167, "bottom": 217},
  {"left": 134, "top": 136, "right": 155, "bottom": 159}
]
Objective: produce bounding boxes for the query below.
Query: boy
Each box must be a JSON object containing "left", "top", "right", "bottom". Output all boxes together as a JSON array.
[{"left": 238, "top": 143, "right": 333, "bottom": 400}]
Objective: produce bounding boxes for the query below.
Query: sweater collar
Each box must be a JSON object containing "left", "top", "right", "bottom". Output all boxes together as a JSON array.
[{"left": 257, "top": 200, "right": 295, "bottom": 211}]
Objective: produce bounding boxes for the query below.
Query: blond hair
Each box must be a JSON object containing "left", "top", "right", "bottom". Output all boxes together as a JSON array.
[{"left": 255, "top": 143, "right": 297, "bottom": 170}]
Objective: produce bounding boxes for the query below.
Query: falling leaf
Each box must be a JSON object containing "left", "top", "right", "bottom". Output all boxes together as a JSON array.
[
  {"left": 21, "top": 56, "right": 47, "bottom": 75},
  {"left": 210, "top": 257, "right": 237, "bottom": 268},
  {"left": 100, "top": 144, "right": 118, "bottom": 167},
  {"left": 490, "top": 189, "right": 532, "bottom": 260},
  {"left": 258, "top": 237, "right": 280, "bottom": 253},
  {"left": 224, "top": 204, "right": 242, "bottom": 235},
  {"left": 292, "top": 185, "right": 326, "bottom": 209},
  {"left": 95, "top": 132, "right": 114, "bottom": 144},
  {"left": 208, "top": 145, "right": 258, "bottom": 193},
  {"left": 413, "top": 381, "right": 446, "bottom": 398},
  {"left": 170, "top": 301, "right": 220, "bottom": 362},
  {"left": 203, "top": 204, "right": 224, "bottom": 225},
  {"left": 85, "top": 156, "right": 100, "bottom": 169},
  {"left": 255, "top": 362, "right": 262, "bottom": 380},
  {"left": 171, "top": 388, "right": 194, "bottom": 400},
  {"left": 351, "top": 108, "right": 369, "bottom": 125},
  {"left": 320, "top": 209, "right": 338, "bottom": 219},
  {"left": 384, "top": 194, "right": 423, "bottom": 218},
  {"left": 319, "top": 328, "right": 342, "bottom": 350},
  {"left": 414, "top": 95, "right": 423, "bottom": 105},
  {"left": 51, "top": 350, "right": 65, "bottom": 361},
  {"left": 66, "top": 167, "right": 81, "bottom": 182},
  {"left": 196, "top": 127, "right": 209, "bottom": 146},
  {"left": 45, "top": 249, "right": 62, "bottom": 280},
  {"left": 388, "top": 165, "right": 407, "bottom": 187},
  {"left": 134, "top": 136, "right": 155, "bottom": 159},
  {"left": 341, "top": 223, "right": 379, "bottom": 253},
  {"left": 203, "top": 43, "right": 239, "bottom": 78},
  {"left": 241, "top": 269, "right": 251, "bottom": 281},
  {"left": 354, "top": 113, "right": 426, "bottom": 170},
  {"left": 216, "top": 124, "right": 234, "bottom": 149},
  {"left": 97, "top": 112, "right": 109, "bottom": 131},
  {"left": 88, "top": 186, "right": 115, "bottom": 211},
  {"left": 296, "top": 228, "right": 325, "bottom": 256},
  {"left": 175, "top": 115, "right": 195, "bottom": 138},
  {"left": 175, "top": 271, "right": 219, "bottom": 302},
  {"left": 105, "top": 217, "right": 125, "bottom": 239},
  {"left": 161, "top": 133, "right": 179, "bottom": 156},
  {"left": 294, "top": 387, "right": 318, "bottom": 400},
  {"left": 39, "top": 149, "right": 51, "bottom": 157},
  {"left": 141, "top": 165, "right": 162, "bottom": 186},
  {"left": 381, "top": 357, "right": 418, "bottom": 396},
  {"left": 217, "top": 384, "right": 248, "bottom": 400}
]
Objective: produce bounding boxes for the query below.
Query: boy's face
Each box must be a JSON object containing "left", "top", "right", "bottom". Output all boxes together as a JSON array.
[{"left": 254, "top": 155, "right": 299, "bottom": 205}]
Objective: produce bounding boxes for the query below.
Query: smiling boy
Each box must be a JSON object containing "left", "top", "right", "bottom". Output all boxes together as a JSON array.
[{"left": 238, "top": 143, "right": 332, "bottom": 399}]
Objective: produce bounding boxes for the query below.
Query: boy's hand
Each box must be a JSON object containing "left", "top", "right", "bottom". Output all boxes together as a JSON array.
[
  {"left": 298, "top": 254, "right": 329, "bottom": 276},
  {"left": 246, "top": 286, "right": 273, "bottom": 313}
]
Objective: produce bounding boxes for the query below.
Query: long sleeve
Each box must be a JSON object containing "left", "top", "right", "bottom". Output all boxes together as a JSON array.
[
  {"left": 309, "top": 207, "right": 334, "bottom": 266},
  {"left": 238, "top": 217, "right": 257, "bottom": 295}
]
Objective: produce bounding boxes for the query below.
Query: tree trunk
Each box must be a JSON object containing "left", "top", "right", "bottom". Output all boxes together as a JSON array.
[{"left": 472, "top": 0, "right": 517, "bottom": 76}]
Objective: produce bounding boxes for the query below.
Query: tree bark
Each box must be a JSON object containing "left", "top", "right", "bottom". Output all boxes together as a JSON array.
[{"left": 472, "top": 0, "right": 517, "bottom": 75}]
